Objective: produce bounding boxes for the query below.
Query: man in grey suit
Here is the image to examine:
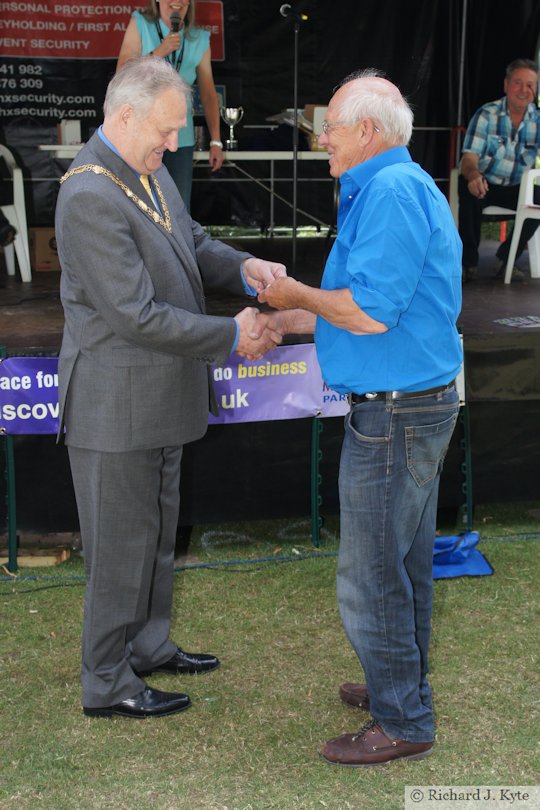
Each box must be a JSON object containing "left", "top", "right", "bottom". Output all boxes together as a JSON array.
[{"left": 56, "top": 57, "right": 286, "bottom": 719}]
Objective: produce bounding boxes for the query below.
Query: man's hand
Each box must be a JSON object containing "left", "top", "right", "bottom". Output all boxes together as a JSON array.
[
  {"left": 264, "top": 307, "right": 317, "bottom": 337},
  {"left": 468, "top": 173, "right": 489, "bottom": 199},
  {"left": 242, "top": 258, "right": 287, "bottom": 293},
  {"left": 461, "top": 153, "right": 489, "bottom": 199},
  {"left": 257, "top": 276, "right": 302, "bottom": 310},
  {"left": 264, "top": 310, "right": 293, "bottom": 335},
  {"left": 234, "top": 307, "right": 283, "bottom": 360}
]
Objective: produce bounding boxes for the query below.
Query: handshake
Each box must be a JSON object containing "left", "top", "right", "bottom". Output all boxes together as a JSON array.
[
  {"left": 233, "top": 307, "right": 284, "bottom": 361},
  {"left": 233, "top": 257, "right": 289, "bottom": 361}
]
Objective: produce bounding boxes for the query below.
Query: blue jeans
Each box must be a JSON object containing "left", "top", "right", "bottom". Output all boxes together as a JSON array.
[
  {"left": 163, "top": 146, "right": 194, "bottom": 213},
  {"left": 337, "top": 388, "right": 460, "bottom": 741}
]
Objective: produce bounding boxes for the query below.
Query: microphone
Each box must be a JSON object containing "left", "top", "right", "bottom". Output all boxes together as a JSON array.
[
  {"left": 279, "top": 4, "right": 308, "bottom": 21},
  {"left": 169, "top": 10, "right": 181, "bottom": 32}
]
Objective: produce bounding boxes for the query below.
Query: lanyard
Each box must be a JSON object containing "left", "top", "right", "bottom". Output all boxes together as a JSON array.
[{"left": 154, "top": 19, "right": 185, "bottom": 73}]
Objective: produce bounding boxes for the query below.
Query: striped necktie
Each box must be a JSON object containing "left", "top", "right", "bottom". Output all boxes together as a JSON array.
[{"left": 140, "top": 174, "right": 154, "bottom": 205}]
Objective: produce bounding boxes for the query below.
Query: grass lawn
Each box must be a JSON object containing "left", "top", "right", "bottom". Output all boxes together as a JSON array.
[{"left": 1, "top": 502, "right": 539, "bottom": 809}]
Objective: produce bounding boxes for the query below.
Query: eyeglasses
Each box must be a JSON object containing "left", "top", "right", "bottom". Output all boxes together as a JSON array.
[
  {"left": 321, "top": 119, "right": 381, "bottom": 135},
  {"left": 321, "top": 119, "right": 354, "bottom": 135}
]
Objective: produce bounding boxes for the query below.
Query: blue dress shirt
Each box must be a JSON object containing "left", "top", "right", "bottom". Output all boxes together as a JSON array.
[{"left": 315, "top": 147, "right": 463, "bottom": 394}]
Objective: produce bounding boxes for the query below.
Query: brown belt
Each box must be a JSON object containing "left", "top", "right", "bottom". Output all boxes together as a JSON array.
[{"left": 349, "top": 382, "right": 455, "bottom": 405}]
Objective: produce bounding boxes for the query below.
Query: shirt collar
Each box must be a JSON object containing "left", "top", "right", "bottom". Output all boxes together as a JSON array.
[
  {"left": 340, "top": 146, "right": 412, "bottom": 197},
  {"left": 98, "top": 124, "right": 121, "bottom": 157},
  {"left": 499, "top": 95, "right": 537, "bottom": 120}
]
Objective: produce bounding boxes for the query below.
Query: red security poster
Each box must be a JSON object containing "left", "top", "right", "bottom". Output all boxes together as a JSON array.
[
  {"left": 0, "top": 1, "right": 223, "bottom": 60},
  {"left": 0, "top": 2, "right": 137, "bottom": 59},
  {"left": 196, "top": 0, "right": 224, "bottom": 61},
  {"left": 0, "top": 1, "right": 224, "bottom": 123}
]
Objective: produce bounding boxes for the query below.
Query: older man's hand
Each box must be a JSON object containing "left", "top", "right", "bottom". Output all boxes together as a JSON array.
[
  {"left": 234, "top": 308, "right": 283, "bottom": 360},
  {"left": 257, "top": 276, "right": 302, "bottom": 310}
]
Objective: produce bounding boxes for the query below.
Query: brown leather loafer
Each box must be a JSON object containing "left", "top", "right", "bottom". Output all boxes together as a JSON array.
[
  {"left": 321, "top": 719, "right": 433, "bottom": 767},
  {"left": 339, "top": 682, "right": 370, "bottom": 710}
]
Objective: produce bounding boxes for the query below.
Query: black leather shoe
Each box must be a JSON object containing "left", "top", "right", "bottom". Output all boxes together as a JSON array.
[
  {"left": 137, "top": 647, "right": 220, "bottom": 676},
  {"left": 83, "top": 685, "right": 191, "bottom": 719}
]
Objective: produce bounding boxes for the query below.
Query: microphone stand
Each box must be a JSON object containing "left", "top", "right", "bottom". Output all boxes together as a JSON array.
[
  {"left": 280, "top": 5, "right": 307, "bottom": 274},
  {"left": 291, "top": 16, "right": 300, "bottom": 276}
]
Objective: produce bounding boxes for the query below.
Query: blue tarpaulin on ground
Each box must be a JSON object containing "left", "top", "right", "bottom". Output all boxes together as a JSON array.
[{"left": 433, "top": 531, "right": 493, "bottom": 579}]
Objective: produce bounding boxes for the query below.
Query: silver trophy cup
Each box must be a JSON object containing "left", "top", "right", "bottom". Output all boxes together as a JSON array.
[{"left": 220, "top": 106, "right": 244, "bottom": 150}]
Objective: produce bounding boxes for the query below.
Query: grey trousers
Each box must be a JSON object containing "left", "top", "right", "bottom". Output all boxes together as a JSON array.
[{"left": 68, "top": 445, "right": 182, "bottom": 707}]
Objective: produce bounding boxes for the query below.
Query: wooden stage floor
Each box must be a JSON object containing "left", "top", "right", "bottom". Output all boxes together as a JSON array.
[{"left": 2, "top": 237, "right": 540, "bottom": 352}]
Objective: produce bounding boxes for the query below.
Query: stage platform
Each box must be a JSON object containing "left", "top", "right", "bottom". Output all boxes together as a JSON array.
[
  {"left": 1, "top": 235, "right": 540, "bottom": 534},
  {"left": 3, "top": 233, "right": 540, "bottom": 343}
]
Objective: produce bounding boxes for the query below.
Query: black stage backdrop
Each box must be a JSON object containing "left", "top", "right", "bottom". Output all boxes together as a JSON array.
[
  {"left": 1, "top": 1, "right": 539, "bottom": 225},
  {"left": 1, "top": 2, "right": 540, "bottom": 532}
]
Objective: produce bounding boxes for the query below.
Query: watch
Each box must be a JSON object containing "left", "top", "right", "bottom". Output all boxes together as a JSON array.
[{"left": 209, "top": 140, "right": 223, "bottom": 148}]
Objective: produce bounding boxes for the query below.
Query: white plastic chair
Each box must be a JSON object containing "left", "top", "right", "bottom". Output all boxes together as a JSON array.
[
  {"left": 449, "top": 167, "right": 540, "bottom": 282},
  {"left": 0, "top": 144, "right": 32, "bottom": 282},
  {"left": 503, "top": 168, "right": 540, "bottom": 284}
]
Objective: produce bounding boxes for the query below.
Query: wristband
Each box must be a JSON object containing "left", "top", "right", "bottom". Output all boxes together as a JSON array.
[{"left": 209, "top": 140, "right": 223, "bottom": 149}]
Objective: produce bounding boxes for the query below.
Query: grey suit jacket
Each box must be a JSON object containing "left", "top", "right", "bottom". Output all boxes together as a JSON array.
[{"left": 56, "top": 133, "right": 253, "bottom": 452}]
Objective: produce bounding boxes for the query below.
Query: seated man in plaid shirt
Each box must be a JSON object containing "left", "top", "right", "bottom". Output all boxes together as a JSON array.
[{"left": 459, "top": 58, "right": 539, "bottom": 282}]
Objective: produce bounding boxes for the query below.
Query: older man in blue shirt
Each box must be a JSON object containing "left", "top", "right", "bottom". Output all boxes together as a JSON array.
[{"left": 260, "top": 68, "right": 462, "bottom": 767}]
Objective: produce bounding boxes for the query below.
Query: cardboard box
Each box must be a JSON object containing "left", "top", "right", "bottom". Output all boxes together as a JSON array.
[
  {"left": 57, "top": 119, "right": 81, "bottom": 145},
  {"left": 303, "top": 104, "right": 328, "bottom": 151},
  {"left": 29, "top": 227, "right": 61, "bottom": 272}
]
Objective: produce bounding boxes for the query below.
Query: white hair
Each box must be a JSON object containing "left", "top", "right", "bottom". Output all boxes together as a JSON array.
[
  {"left": 104, "top": 56, "right": 191, "bottom": 119},
  {"left": 336, "top": 68, "right": 414, "bottom": 146}
]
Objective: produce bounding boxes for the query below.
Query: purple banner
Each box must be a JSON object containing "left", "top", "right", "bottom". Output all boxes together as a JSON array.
[
  {"left": 0, "top": 357, "right": 60, "bottom": 435},
  {"left": 0, "top": 346, "right": 348, "bottom": 435},
  {"left": 209, "top": 343, "right": 348, "bottom": 425}
]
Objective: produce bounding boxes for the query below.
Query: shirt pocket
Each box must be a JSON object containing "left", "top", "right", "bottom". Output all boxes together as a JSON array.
[{"left": 484, "top": 134, "right": 506, "bottom": 159}]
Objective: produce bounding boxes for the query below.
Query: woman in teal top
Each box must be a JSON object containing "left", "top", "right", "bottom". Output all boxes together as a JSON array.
[{"left": 117, "top": 0, "right": 224, "bottom": 211}]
